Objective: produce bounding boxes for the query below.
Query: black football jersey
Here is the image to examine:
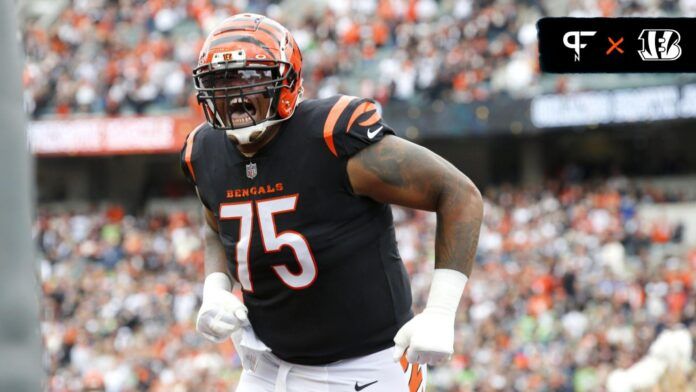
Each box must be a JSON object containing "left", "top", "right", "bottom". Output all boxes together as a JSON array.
[{"left": 180, "top": 95, "right": 413, "bottom": 365}]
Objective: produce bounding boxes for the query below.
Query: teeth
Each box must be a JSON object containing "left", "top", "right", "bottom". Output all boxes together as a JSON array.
[
  {"left": 232, "top": 115, "right": 253, "bottom": 126},
  {"left": 230, "top": 97, "right": 251, "bottom": 104},
  {"left": 227, "top": 96, "right": 256, "bottom": 126}
]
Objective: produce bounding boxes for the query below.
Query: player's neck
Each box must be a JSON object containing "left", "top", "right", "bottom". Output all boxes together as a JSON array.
[{"left": 234, "top": 125, "right": 281, "bottom": 158}]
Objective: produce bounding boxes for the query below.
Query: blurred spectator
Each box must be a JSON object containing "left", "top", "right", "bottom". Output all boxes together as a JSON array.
[
  {"left": 38, "top": 178, "right": 695, "bottom": 391},
  {"left": 23, "top": 0, "right": 694, "bottom": 119}
]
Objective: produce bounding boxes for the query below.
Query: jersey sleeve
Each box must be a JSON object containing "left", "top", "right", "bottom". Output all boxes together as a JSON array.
[
  {"left": 180, "top": 125, "right": 215, "bottom": 210},
  {"left": 322, "top": 96, "right": 395, "bottom": 158},
  {"left": 180, "top": 129, "right": 199, "bottom": 186}
]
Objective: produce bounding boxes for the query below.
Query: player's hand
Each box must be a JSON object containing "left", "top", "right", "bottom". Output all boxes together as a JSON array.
[
  {"left": 392, "top": 309, "right": 454, "bottom": 365},
  {"left": 196, "top": 272, "right": 250, "bottom": 342},
  {"left": 393, "top": 269, "right": 469, "bottom": 366}
]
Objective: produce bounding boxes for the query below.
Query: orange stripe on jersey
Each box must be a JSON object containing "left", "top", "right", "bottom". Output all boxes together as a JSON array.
[
  {"left": 358, "top": 110, "right": 380, "bottom": 127},
  {"left": 184, "top": 125, "right": 203, "bottom": 182},
  {"left": 346, "top": 101, "right": 378, "bottom": 133},
  {"left": 323, "top": 96, "right": 355, "bottom": 157}
]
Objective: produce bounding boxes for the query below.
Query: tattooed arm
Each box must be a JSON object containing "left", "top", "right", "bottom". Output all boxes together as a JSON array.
[
  {"left": 347, "top": 135, "right": 483, "bottom": 276},
  {"left": 347, "top": 134, "right": 483, "bottom": 365}
]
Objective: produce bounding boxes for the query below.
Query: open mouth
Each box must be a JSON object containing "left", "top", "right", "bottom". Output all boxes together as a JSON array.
[{"left": 229, "top": 97, "right": 258, "bottom": 126}]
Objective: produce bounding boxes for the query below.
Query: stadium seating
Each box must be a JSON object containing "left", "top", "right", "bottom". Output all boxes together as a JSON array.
[
  {"left": 39, "top": 179, "right": 696, "bottom": 391},
  {"left": 22, "top": 0, "right": 696, "bottom": 119}
]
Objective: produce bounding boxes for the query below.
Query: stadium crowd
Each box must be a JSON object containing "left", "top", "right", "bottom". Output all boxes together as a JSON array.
[
  {"left": 21, "top": 0, "right": 693, "bottom": 119},
  {"left": 39, "top": 178, "right": 695, "bottom": 391}
]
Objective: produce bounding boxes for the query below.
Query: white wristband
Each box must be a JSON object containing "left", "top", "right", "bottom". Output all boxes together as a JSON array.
[
  {"left": 425, "top": 269, "right": 469, "bottom": 316},
  {"left": 203, "top": 272, "right": 232, "bottom": 298}
]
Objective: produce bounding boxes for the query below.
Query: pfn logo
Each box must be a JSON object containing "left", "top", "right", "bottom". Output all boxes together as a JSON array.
[
  {"left": 563, "top": 31, "right": 597, "bottom": 61},
  {"left": 638, "top": 29, "right": 682, "bottom": 61}
]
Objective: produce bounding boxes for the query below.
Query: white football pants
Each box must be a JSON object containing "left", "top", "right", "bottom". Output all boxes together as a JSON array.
[{"left": 232, "top": 328, "right": 427, "bottom": 392}]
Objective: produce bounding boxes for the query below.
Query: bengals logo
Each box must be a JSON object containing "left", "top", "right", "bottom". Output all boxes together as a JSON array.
[
  {"left": 346, "top": 101, "right": 381, "bottom": 132},
  {"left": 638, "top": 29, "right": 682, "bottom": 61}
]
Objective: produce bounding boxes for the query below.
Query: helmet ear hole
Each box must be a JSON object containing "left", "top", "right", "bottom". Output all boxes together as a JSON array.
[
  {"left": 276, "top": 69, "right": 301, "bottom": 118},
  {"left": 277, "top": 89, "right": 292, "bottom": 118}
]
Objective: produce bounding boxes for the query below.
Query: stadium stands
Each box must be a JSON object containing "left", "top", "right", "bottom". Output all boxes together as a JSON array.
[
  {"left": 39, "top": 179, "right": 695, "bottom": 391},
  {"left": 26, "top": 1, "right": 696, "bottom": 391},
  {"left": 22, "top": 0, "right": 696, "bottom": 119}
]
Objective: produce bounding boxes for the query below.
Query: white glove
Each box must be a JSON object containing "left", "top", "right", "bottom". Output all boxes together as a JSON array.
[
  {"left": 196, "top": 272, "right": 250, "bottom": 342},
  {"left": 231, "top": 325, "right": 272, "bottom": 372},
  {"left": 393, "top": 269, "right": 468, "bottom": 365}
]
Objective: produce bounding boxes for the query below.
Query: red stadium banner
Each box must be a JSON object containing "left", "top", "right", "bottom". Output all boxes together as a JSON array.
[{"left": 28, "top": 115, "right": 203, "bottom": 156}]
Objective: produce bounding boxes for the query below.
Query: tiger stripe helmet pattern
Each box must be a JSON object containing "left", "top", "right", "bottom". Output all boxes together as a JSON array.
[{"left": 193, "top": 14, "right": 303, "bottom": 143}]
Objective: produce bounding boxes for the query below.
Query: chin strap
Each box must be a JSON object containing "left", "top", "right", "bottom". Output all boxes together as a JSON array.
[
  {"left": 226, "top": 96, "right": 302, "bottom": 144},
  {"left": 225, "top": 118, "right": 286, "bottom": 145}
]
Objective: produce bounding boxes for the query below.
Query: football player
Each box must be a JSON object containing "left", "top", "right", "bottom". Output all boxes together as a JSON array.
[{"left": 181, "top": 13, "right": 483, "bottom": 392}]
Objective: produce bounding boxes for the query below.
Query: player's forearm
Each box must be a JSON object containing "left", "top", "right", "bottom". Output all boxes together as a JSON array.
[
  {"left": 433, "top": 176, "right": 482, "bottom": 276},
  {"left": 198, "top": 216, "right": 248, "bottom": 342},
  {"left": 200, "top": 205, "right": 234, "bottom": 280},
  {"left": 393, "top": 172, "right": 480, "bottom": 365},
  {"left": 203, "top": 219, "right": 233, "bottom": 281},
  {"left": 347, "top": 135, "right": 483, "bottom": 276}
]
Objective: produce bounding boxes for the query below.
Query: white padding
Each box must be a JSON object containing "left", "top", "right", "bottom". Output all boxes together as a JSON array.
[{"left": 425, "top": 269, "right": 469, "bottom": 315}]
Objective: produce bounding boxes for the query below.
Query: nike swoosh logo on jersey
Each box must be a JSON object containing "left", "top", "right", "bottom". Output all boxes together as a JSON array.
[
  {"left": 366, "top": 126, "right": 383, "bottom": 139},
  {"left": 354, "top": 380, "right": 378, "bottom": 391}
]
